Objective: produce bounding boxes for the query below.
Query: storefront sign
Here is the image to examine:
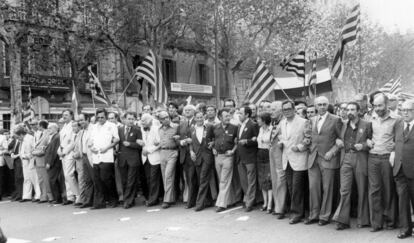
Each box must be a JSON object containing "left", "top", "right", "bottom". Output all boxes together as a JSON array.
[
  {"left": 170, "top": 82, "right": 213, "bottom": 94},
  {"left": 22, "top": 74, "right": 70, "bottom": 90}
]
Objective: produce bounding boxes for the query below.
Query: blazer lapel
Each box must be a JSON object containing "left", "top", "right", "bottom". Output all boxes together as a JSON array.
[
  {"left": 340, "top": 121, "right": 347, "bottom": 140},
  {"left": 356, "top": 121, "right": 364, "bottom": 143},
  {"left": 319, "top": 114, "right": 331, "bottom": 134},
  {"left": 405, "top": 126, "right": 414, "bottom": 142}
]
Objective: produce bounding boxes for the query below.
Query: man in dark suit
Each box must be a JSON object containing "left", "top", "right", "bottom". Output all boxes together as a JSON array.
[
  {"left": 236, "top": 106, "right": 259, "bottom": 212},
  {"left": 393, "top": 100, "right": 414, "bottom": 239},
  {"left": 8, "top": 134, "right": 22, "bottom": 201},
  {"left": 178, "top": 105, "right": 198, "bottom": 208},
  {"left": 306, "top": 96, "right": 343, "bottom": 226},
  {"left": 118, "top": 112, "right": 142, "bottom": 209},
  {"left": 45, "top": 123, "right": 67, "bottom": 204},
  {"left": 333, "top": 102, "right": 371, "bottom": 230},
  {"left": 189, "top": 111, "right": 215, "bottom": 211}
]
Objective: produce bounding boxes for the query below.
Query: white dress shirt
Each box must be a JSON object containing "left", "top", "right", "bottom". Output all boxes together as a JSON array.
[
  {"left": 239, "top": 119, "right": 249, "bottom": 138},
  {"left": 89, "top": 121, "right": 119, "bottom": 164},
  {"left": 141, "top": 125, "right": 161, "bottom": 165},
  {"left": 0, "top": 135, "right": 8, "bottom": 166},
  {"left": 195, "top": 125, "right": 204, "bottom": 143},
  {"left": 59, "top": 121, "right": 73, "bottom": 156}
]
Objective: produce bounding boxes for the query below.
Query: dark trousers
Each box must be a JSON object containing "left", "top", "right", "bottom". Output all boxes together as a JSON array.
[
  {"left": 238, "top": 162, "right": 257, "bottom": 208},
  {"left": 119, "top": 162, "right": 138, "bottom": 207},
  {"left": 195, "top": 157, "right": 214, "bottom": 208},
  {"left": 93, "top": 162, "right": 118, "bottom": 207},
  {"left": 286, "top": 163, "right": 306, "bottom": 220},
  {"left": 0, "top": 166, "right": 4, "bottom": 199},
  {"left": 13, "top": 159, "right": 23, "bottom": 200},
  {"left": 183, "top": 155, "right": 198, "bottom": 207},
  {"left": 394, "top": 169, "right": 414, "bottom": 234},
  {"left": 368, "top": 154, "right": 397, "bottom": 228},
  {"left": 144, "top": 161, "right": 161, "bottom": 205},
  {"left": 48, "top": 160, "right": 67, "bottom": 203},
  {"left": 80, "top": 156, "right": 94, "bottom": 206},
  {"left": 333, "top": 153, "right": 370, "bottom": 226}
]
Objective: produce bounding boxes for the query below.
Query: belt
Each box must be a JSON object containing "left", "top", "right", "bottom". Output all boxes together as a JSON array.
[
  {"left": 369, "top": 153, "right": 390, "bottom": 158},
  {"left": 160, "top": 146, "right": 177, "bottom": 150}
]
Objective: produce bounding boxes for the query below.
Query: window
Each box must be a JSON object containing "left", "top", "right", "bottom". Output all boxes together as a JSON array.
[
  {"left": 163, "top": 59, "right": 176, "bottom": 88},
  {"left": 197, "top": 63, "right": 209, "bottom": 85}
]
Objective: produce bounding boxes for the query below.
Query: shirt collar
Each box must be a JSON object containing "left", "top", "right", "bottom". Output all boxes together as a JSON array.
[
  {"left": 319, "top": 112, "right": 328, "bottom": 120},
  {"left": 241, "top": 118, "right": 249, "bottom": 126}
]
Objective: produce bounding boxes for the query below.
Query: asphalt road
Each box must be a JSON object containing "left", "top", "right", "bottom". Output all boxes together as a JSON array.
[{"left": 0, "top": 197, "right": 406, "bottom": 243}]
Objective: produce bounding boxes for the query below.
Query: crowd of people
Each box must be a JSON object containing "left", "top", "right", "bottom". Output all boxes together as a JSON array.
[{"left": 0, "top": 91, "right": 414, "bottom": 239}]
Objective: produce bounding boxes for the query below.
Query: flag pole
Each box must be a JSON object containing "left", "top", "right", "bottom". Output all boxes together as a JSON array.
[
  {"left": 116, "top": 73, "right": 136, "bottom": 105},
  {"left": 275, "top": 79, "right": 293, "bottom": 102}
]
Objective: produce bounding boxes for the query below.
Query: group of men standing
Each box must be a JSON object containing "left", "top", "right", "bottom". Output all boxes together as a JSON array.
[{"left": 1, "top": 91, "right": 414, "bottom": 239}]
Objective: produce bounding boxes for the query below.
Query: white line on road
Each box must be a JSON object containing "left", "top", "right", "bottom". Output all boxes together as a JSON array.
[
  {"left": 7, "top": 238, "right": 31, "bottom": 243},
  {"left": 73, "top": 211, "right": 87, "bottom": 215},
  {"left": 119, "top": 217, "right": 131, "bottom": 221},
  {"left": 146, "top": 209, "right": 161, "bottom": 212},
  {"left": 218, "top": 206, "right": 242, "bottom": 214},
  {"left": 0, "top": 200, "right": 11, "bottom": 204},
  {"left": 166, "top": 226, "right": 182, "bottom": 231},
  {"left": 42, "top": 236, "right": 62, "bottom": 242},
  {"left": 236, "top": 216, "right": 250, "bottom": 221}
]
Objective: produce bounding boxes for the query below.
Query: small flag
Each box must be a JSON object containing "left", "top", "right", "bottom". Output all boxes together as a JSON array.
[
  {"left": 247, "top": 58, "right": 277, "bottom": 105},
  {"left": 88, "top": 66, "right": 111, "bottom": 105},
  {"left": 71, "top": 81, "right": 80, "bottom": 119},
  {"left": 280, "top": 51, "right": 306, "bottom": 79},
  {"left": 379, "top": 76, "right": 402, "bottom": 97},
  {"left": 331, "top": 4, "right": 361, "bottom": 80},
  {"left": 135, "top": 50, "right": 168, "bottom": 104},
  {"left": 22, "top": 87, "right": 34, "bottom": 122},
  {"left": 308, "top": 52, "right": 318, "bottom": 96}
]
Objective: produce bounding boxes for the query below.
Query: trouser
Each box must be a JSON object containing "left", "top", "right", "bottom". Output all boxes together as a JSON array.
[
  {"left": 333, "top": 153, "right": 370, "bottom": 226},
  {"left": 61, "top": 156, "right": 80, "bottom": 202},
  {"left": 368, "top": 153, "right": 397, "bottom": 228},
  {"left": 238, "top": 162, "right": 257, "bottom": 208},
  {"left": 0, "top": 165, "right": 4, "bottom": 199},
  {"left": 215, "top": 154, "right": 234, "bottom": 208},
  {"left": 48, "top": 160, "right": 67, "bottom": 203},
  {"left": 144, "top": 161, "right": 162, "bottom": 204},
  {"left": 230, "top": 158, "right": 242, "bottom": 205},
  {"left": 195, "top": 156, "right": 214, "bottom": 208},
  {"left": 119, "top": 162, "right": 138, "bottom": 207},
  {"left": 35, "top": 166, "right": 53, "bottom": 201},
  {"left": 78, "top": 156, "right": 94, "bottom": 205},
  {"left": 286, "top": 163, "right": 307, "bottom": 220},
  {"left": 13, "top": 159, "right": 23, "bottom": 200},
  {"left": 22, "top": 160, "right": 40, "bottom": 200},
  {"left": 270, "top": 144, "right": 283, "bottom": 211},
  {"left": 395, "top": 168, "right": 414, "bottom": 234},
  {"left": 308, "top": 156, "right": 336, "bottom": 221},
  {"left": 160, "top": 150, "right": 178, "bottom": 203},
  {"left": 93, "top": 162, "right": 117, "bottom": 207},
  {"left": 183, "top": 154, "right": 198, "bottom": 207},
  {"left": 114, "top": 158, "right": 124, "bottom": 202},
  {"left": 274, "top": 167, "right": 288, "bottom": 214}
]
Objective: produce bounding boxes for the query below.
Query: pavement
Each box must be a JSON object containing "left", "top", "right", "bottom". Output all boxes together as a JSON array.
[{"left": 0, "top": 197, "right": 407, "bottom": 243}]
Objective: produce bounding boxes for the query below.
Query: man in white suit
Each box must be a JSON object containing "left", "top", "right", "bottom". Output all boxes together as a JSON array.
[
  {"left": 15, "top": 126, "right": 41, "bottom": 202},
  {"left": 278, "top": 100, "right": 310, "bottom": 224}
]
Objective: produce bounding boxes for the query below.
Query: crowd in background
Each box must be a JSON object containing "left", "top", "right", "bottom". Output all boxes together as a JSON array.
[{"left": 1, "top": 90, "right": 414, "bottom": 239}]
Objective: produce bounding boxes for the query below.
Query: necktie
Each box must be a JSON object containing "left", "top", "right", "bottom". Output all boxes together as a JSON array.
[
  {"left": 405, "top": 123, "right": 411, "bottom": 137},
  {"left": 125, "top": 126, "right": 130, "bottom": 138}
]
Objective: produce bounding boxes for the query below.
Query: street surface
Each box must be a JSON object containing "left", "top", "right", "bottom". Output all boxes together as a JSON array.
[{"left": 0, "top": 196, "right": 404, "bottom": 243}]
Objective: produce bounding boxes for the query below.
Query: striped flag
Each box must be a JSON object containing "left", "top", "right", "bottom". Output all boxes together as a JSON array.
[
  {"left": 88, "top": 66, "right": 110, "bottom": 105},
  {"left": 71, "top": 81, "right": 80, "bottom": 119},
  {"left": 379, "top": 76, "right": 402, "bottom": 96},
  {"left": 280, "top": 51, "right": 306, "bottom": 79},
  {"left": 22, "top": 87, "right": 34, "bottom": 122},
  {"left": 135, "top": 50, "right": 168, "bottom": 104},
  {"left": 331, "top": 4, "right": 361, "bottom": 80},
  {"left": 308, "top": 52, "right": 318, "bottom": 96},
  {"left": 247, "top": 58, "right": 277, "bottom": 105}
]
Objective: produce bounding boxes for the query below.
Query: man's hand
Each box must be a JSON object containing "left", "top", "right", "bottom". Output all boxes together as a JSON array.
[
  {"left": 225, "top": 150, "right": 234, "bottom": 157},
  {"left": 46, "top": 164, "right": 50, "bottom": 170},
  {"left": 123, "top": 141, "right": 130, "bottom": 147},
  {"left": 207, "top": 142, "right": 214, "bottom": 149},
  {"left": 335, "top": 139, "right": 344, "bottom": 148},
  {"left": 136, "top": 139, "right": 145, "bottom": 147},
  {"left": 277, "top": 141, "right": 284, "bottom": 149},
  {"left": 190, "top": 151, "right": 196, "bottom": 161},
  {"left": 238, "top": 139, "right": 247, "bottom": 145},
  {"left": 367, "top": 139, "right": 374, "bottom": 148},
  {"left": 354, "top": 143, "right": 363, "bottom": 151},
  {"left": 11, "top": 153, "right": 18, "bottom": 159},
  {"left": 389, "top": 152, "right": 395, "bottom": 167},
  {"left": 324, "top": 151, "right": 334, "bottom": 161},
  {"left": 99, "top": 147, "right": 109, "bottom": 154},
  {"left": 90, "top": 147, "right": 98, "bottom": 154},
  {"left": 212, "top": 148, "right": 218, "bottom": 156},
  {"left": 142, "top": 148, "right": 148, "bottom": 156},
  {"left": 291, "top": 145, "right": 299, "bottom": 152}
]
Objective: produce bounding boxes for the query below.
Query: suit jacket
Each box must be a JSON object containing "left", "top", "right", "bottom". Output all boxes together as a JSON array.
[
  {"left": 236, "top": 119, "right": 259, "bottom": 164},
  {"left": 45, "top": 133, "right": 61, "bottom": 168},
  {"left": 308, "top": 113, "right": 343, "bottom": 169},
  {"left": 8, "top": 138, "right": 21, "bottom": 165},
  {"left": 118, "top": 125, "right": 142, "bottom": 167},
  {"left": 178, "top": 117, "right": 196, "bottom": 164},
  {"left": 338, "top": 119, "right": 372, "bottom": 175},
  {"left": 33, "top": 131, "right": 50, "bottom": 167},
  {"left": 394, "top": 120, "right": 411, "bottom": 177},
  {"left": 20, "top": 134, "right": 35, "bottom": 169},
  {"left": 278, "top": 115, "right": 309, "bottom": 171},
  {"left": 190, "top": 124, "right": 214, "bottom": 166}
]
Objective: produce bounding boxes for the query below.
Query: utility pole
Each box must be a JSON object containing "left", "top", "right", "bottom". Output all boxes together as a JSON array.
[{"left": 214, "top": 0, "right": 220, "bottom": 107}]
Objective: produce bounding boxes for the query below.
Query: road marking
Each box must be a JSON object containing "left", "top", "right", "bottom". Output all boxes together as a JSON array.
[
  {"left": 7, "top": 238, "right": 31, "bottom": 243},
  {"left": 146, "top": 209, "right": 160, "bottom": 212},
  {"left": 73, "top": 211, "right": 87, "bottom": 215},
  {"left": 236, "top": 216, "right": 250, "bottom": 221},
  {"left": 42, "top": 236, "right": 62, "bottom": 242},
  {"left": 218, "top": 206, "right": 242, "bottom": 214},
  {"left": 119, "top": 217, "right": 131, "bottom": 221},
  {"left": 166, "top": 226, "right": 182, "bottom": 231},
  {"left": 0, "top": 200, "right": 11, "bottom": 204}
]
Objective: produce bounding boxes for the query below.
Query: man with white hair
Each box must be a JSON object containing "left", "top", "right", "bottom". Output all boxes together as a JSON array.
[
  {"left": 305, "top": 96, "right": 343, "bottom": 226},
  {"left": 178, "top": 104, "right": 198, "bottom": 208},
  {"left": 388, "top": 94, "right": 400, "bottom": 118},
  {"left": 140, "top": 113, "right": 162, "bottom": 206}
]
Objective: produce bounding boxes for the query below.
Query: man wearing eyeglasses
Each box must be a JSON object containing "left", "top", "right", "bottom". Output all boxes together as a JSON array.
[
  {"left": 89, "top": 108, "right": 120, "bottom": 209},
  {"left": 392, "top": 100, "right": 414, "bottom": 239}
]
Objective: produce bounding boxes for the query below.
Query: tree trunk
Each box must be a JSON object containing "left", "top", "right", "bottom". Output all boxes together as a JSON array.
[{"left": 9, "top": 43, "right": 22, "bottom": 125}]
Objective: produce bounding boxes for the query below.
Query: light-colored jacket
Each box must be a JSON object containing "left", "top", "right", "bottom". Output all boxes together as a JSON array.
[
  {"left": 141, "top": 125, "right": 161, "bottom": 165},
  {"left": 20, "top": 134, "right": 35, "bottom": 169},
  {"left": 33, "top": 131, "right": 50, "bottom": 167},
  {"left": 278, "top": 115, "right": 309, "bottom": 171}
]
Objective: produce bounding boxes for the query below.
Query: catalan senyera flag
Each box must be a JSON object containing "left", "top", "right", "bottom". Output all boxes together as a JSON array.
[
  {"left": 247, "top": 58, "right": 277, "bottom": 105},
  {"left": 280, "top": 51, "right": 306, "bottom": 79},
  {"left": 88, "top": 66, "right": 111, "bottom": 105},
  {"left": 379, "top": 76, "right": 402, "bottom": 97}
]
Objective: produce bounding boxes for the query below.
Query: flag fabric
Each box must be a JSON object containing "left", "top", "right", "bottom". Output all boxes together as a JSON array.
[
  {"left": 247, "top": 58, "right": 277, "bottom": 105},
  {"left": 135, "top": 50, "right": 168, "bottom": 104},
  {"left": 331, "top": 4, "right": 361, "bottom": 79},
  {"left": 379, "top": 76, "right": 402, "bottom": 96},
  {"left": 308, "top": 52, "right": 318, "bottom": 96},
  {"left": 88, "top": 66, "right": 110, "bottom": 105},
  {"left": 71, "top": 81, "right": 80, "bottom": 119},
  {"left": 22, "top": 87, "right": 34, "bottom": 122},
  {"left": 280, "top": 51, "right": 306, "bottom": 79}
]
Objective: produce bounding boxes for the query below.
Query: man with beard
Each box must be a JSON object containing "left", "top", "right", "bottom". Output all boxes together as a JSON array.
[
  {"left": 333, "top": 102, "right": 371, "bottom": 230},
  {"left": 367, "top": 93, "right": 401, "bottom": 232}
]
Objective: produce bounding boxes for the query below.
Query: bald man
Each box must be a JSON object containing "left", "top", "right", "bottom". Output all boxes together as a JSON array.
[{"left": 305, "top": 96, "right": 343, "bottom": 226}]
